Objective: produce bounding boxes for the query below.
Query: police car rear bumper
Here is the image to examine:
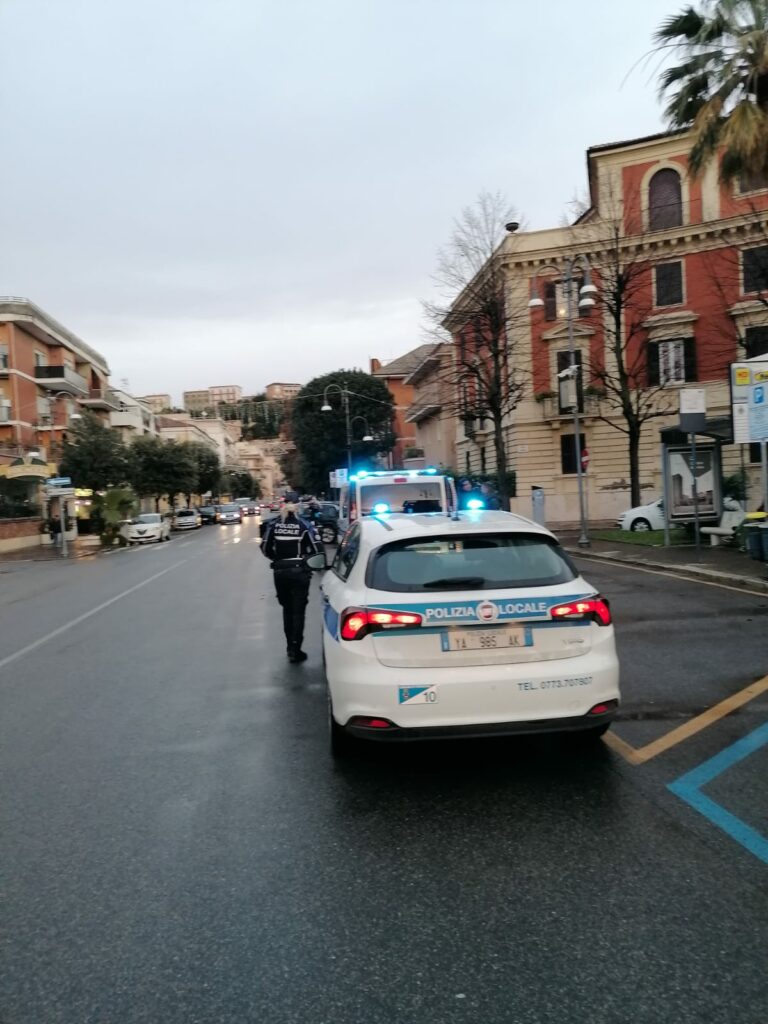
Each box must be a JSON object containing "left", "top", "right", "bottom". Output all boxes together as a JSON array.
[{"left": 344, "top": 705, "right": 618, "bottom": 742}]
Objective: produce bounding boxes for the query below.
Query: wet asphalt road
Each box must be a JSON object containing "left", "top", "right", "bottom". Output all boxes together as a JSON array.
[{"left": 0, "top": 521, "right": 767, "bottom": 1024}]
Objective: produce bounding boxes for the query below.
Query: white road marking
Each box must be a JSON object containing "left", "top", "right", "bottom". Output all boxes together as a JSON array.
[
  {"left": 573, "top": 554, "right": 768, "bottom": 598},
  {"left": 0, "top": 560, "right": 190, "bottom": 674}
]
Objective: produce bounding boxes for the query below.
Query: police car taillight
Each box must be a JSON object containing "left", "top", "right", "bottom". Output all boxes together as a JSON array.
[
  {"left": 340, "top": 607, "right": 423, "bottom": 640},
  {"left": 549, "top": 597, "right": 612, "bottom": 626}
]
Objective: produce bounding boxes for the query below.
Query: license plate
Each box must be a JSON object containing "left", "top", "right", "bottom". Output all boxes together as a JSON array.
[
  {"left": 441, "top": 627, "right": 532, "bottom": 652},
  {"left": 399, "top": 686, "right": 438, "bottom": 704}
]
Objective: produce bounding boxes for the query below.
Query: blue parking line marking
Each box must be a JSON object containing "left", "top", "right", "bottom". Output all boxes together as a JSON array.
[{"left": 668, "top": 721, "right": 768, "bottom": 865}]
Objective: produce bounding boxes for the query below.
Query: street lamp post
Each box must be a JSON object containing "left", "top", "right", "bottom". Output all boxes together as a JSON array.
[
  {"left": 321, "top": 382, "right": 352, "bottom": 477},
  {"left": 529, "top": 257, "right": 597, "bottom": 548}
]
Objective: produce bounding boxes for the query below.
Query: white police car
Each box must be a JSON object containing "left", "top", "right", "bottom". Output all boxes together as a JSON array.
[{"left": 321, "top": 511, "right": 620, "bottom": 754}]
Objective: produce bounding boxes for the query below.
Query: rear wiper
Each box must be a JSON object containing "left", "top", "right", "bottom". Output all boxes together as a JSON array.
[{"left": 422, "top": 576, "right": 486, "bottom": 588}]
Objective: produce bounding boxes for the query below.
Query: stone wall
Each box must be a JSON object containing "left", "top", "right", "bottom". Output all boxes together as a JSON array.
[{"left": 0, "top": 518, "right": 44, "bottom": 554}]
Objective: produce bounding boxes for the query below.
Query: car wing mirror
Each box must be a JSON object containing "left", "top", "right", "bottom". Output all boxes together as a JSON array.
[{"left": 305, "top": 551, "right": 327, "bottom": 571}]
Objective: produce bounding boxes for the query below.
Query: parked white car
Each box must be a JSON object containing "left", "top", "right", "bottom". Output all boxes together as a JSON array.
[
  {"left": 122, "top": 513, "right": 172, "bottom": 544},
  {"left": 321, "top": 510, "right": 620, "bottom": 755},
  {"left": 616, "top": 498, "right": 666, "bottom": 532}
]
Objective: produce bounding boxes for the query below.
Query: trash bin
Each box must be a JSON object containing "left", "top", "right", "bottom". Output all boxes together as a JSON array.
[
  {"left": 760, "top": 525, "right": 768, "bottom": 562},
  {"left": 744, "top": 524, "right": 763, "bottom": 560}
]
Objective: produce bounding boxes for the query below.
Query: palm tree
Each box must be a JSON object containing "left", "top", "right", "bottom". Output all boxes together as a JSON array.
[{"left": 654, "top": 0, "right": 768, "bottom": 183}]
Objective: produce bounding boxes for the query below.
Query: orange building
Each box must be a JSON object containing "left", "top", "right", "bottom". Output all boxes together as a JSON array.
[
  {"left": 370, "top": 345, "right": 439, "bottom": 466},
  {"left": 0, "top": 297, "right": 113, "bottom": 463},
  {"left": 450, "top": 129, "right": 768, "bottom": 523}
]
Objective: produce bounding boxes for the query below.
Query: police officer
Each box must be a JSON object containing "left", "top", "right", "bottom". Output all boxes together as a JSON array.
[{"left": 261, "top": 499, "right": 322, "bottom": 663}]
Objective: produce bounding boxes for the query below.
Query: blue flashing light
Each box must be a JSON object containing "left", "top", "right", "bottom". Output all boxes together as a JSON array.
[
  {"left": 356, "top": 470, "right": 368, "bottom": 479},
  {"left": 424, "top": 467, "right": 438, "bottom": 474},
  {"left": 466, "top": 498, "right": 485, "bottom": 510},
  {"left": 349, "top": 475, "right": 358, "bottom": 483},
  {"left": 372, "top": 502, "right": 390, "bottom": 514}
]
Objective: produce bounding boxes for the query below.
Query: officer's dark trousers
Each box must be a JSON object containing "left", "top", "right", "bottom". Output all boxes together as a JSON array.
[{"left": 273, "top": 569, "right": 311, "bottom": 651}]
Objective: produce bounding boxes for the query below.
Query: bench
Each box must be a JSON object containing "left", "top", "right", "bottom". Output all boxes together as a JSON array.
[{"left": 700, "top": 508, "right": 744, "bottom": 547}]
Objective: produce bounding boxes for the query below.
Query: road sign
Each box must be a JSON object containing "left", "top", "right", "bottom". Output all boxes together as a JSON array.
[
  {"left": 581, "top": 448, "right": 590, "bottom": 471},
  {"left": 731, "top": 358, "right": 768, "bottom": 442},
  {"left": 679, "top": 388, "right": 707, "bottom": 434},
  {"left": 46, "top": 476, "right": 72, "bottom": 487},
  {"left": 45, "top": 487, "right": 75, "bottom": 498}
]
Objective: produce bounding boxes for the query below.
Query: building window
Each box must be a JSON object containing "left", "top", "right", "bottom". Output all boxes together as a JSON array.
[
  {"left": 543, "top": 279, "right": 590, "bottom": 322},
  {"left": 544, "top": 281, "right": 557, "bottom": 321},
  {"left": 648, "top": 168, "right": 683, "bottom": 230},
  {"left": 36, "top": 396, "right": 51, "bottom": 420},
  {"left": 743, "top": 246, "right": 768, "bottom": 295},
  {"left": 654, "top": 261, "right": 683, "bottom": 307},
  {"left": 34, "top": 350, "right": 48, "bottom": 367},
  {"left": 480, "top": 447, "right": 486, "bottom": 473},
  {"left": 0, "top": 343, "right": 8, "bottom": 369},
  {"left": 744, "top": 326, "right": 768, "bottom": 358},
  {"left": 556, "top": 350, "right": 584, "bottom": 413},
  {"left": 465, "top": 452, "right": 471, "bottom": 476},
  {"left": 749, "top": 443, "right": 764, "bottom": 464},
  {"left": 738, "top": 170, "right": 768, "bottom": 194},
  {"left": 648, "top": 337, "right": 697, "bottom": 386},
  {"left": 560, "top": 433, "right": 584, "bottom": 475}
]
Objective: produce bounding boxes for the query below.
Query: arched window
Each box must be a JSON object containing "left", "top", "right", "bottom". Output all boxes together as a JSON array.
[{"left": 648, "top": 168, "right": 682, "bottom": 230}]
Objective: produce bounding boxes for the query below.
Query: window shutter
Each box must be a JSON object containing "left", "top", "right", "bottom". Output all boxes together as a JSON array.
[
  {"left": 647, "top": 343, "right": 660, "bottom": 387},
  {"left": 648, "top": 169, "right": 683, "bottom": 230},
  {"left": 544, "top": 282, "right": 557, "bottom": 321},
  {"left": 654, "top": 262, "right": 683, "bottom": 306},
  {"left": 745, "top": 326, "right": 768, "bottom": 358},
  {"left": 743, "top": 246, "right": 768, "bottom": 294},
  {"left": 683, "top": 338, "right": 697, "bottom": 382}
]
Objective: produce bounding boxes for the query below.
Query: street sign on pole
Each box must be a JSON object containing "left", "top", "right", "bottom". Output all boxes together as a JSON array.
[
  {"left": 46, "top": 476, "right": 72, "bottom": 487},
  {"left": 679, "top": 389, "right": 707, "bottom": 434}
]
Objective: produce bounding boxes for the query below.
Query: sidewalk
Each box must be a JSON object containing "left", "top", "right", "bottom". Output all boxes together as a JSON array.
[
  {"left": 558, "top": 531, "right": 768, "bottom": 594},
  {"left": 0, "top": 537, "right": 102, "bottom": 563}
]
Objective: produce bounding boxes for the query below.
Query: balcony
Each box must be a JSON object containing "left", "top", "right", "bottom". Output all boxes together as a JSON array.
[
  {"left": 110, "top": 407, "right": 145, "bottom": 432},
  {"left": 79, "top": 388, "right": 121, "bottom": 411},
  {"left": 536, "top": 394, "right": 601, "bottom": 425},
  {"left": 405, "top": 384, "right": 441, "bottom": 424},
  {"left": 34, "top": 365, "right": 88, "bottom": 395}
]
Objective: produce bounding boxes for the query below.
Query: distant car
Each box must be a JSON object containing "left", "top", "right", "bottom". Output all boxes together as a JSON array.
[
  {"left": 616, "top": 498, "right": 666, "bottom": 532},
  {"left": 269, "top": 500, "right": 282, "bottom": 512},
  {"left": 198, "top": 505, "right": 218, "bottom": 525},
  {"left": 217, "top": 503, "right": 243, "bottom": 524},
  {"left": 299, "top": 501, "right": 340, "bottom": 544},
  {"left": 234, "top": 498, "right": 260, "bottom": 517},
  {"left": 122, "top": 513, "right": 171, "bottom": 545},
  {"left": 172, "top": 508, "right": 202, "bottom": 530}
]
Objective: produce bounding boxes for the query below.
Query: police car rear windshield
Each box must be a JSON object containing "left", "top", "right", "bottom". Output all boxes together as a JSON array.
[{"left": 368, "top": 533, "right": 577, "bottom": 592}]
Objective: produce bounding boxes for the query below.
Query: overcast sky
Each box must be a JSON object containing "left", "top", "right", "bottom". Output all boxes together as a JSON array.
[{"left": 1, "top": 0, "right": 678, "bottom": 402}]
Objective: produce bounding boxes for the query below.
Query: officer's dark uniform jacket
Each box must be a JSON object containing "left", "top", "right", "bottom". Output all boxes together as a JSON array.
[
  {"left": 261, "top": 512, "right": 322, "bottom": 656},
  {"left": 261, "top": 513, "right": 321, "bottom": 568}
]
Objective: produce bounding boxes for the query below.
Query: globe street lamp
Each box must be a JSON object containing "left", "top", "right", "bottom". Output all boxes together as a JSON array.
[
  {"left": 529, "top": 256, "right": 597, "bottom": 548},
  {"left": 350, "top": 415, "right": 374, "bottom": 442}
]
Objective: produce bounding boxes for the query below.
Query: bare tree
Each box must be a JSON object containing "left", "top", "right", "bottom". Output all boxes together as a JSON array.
[
  {"left": 424, "top": 191, "right": 527, "bottom": 507},
  {"left": 570, "top": 189, "right": 693, "bottom": 507}
]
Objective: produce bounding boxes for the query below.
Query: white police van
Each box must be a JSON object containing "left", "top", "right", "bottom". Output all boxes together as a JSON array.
[
  {"left": 338, "top": 469, "right": 458, "bottom": 529},
  {"left": 320, "top": 510, "right": 620, "bottom": 754}
]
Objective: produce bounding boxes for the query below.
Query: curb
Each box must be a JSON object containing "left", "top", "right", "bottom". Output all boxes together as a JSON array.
[{"left": 564, "top": 546, "right": 768, "bottom": 595}]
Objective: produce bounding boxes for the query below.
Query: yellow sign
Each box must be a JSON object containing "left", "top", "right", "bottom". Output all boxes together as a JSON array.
[
  {"left": 75, "top": 488, "right": 94, "bottom": 497},
  {"left": 734, "top": 367, "right": 751, "bottom": 386},
  {"left": 755, "top": 369, "right": 768, "bottom": 384}
]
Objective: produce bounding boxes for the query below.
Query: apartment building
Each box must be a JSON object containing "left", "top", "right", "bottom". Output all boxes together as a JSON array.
[
  {"left": 403, "top": 343, "right": 456, "bottom": 469},
  {"left": 209, "top": 385, "right": 242, "bottom": 406},
  {"left": 136, "top": 394, "right": 172, "bottom": 415},
  {"left": 109, "top": 390, "right": 157, "bottom": 444},
  {"left": 449, "top": 129, "right": 768, "bottom": 522},
  {"left": 183, "top": 389, "right": 212, "bottom": 414},
  {"left": 265, "top": 382, "right": 301, "bottom": 400},
  {"left": 0, "top": 297, "right": 113, "bottom": 465},
  {"left": 370, "top": 345, "right": 439, "bottom": 465}
]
